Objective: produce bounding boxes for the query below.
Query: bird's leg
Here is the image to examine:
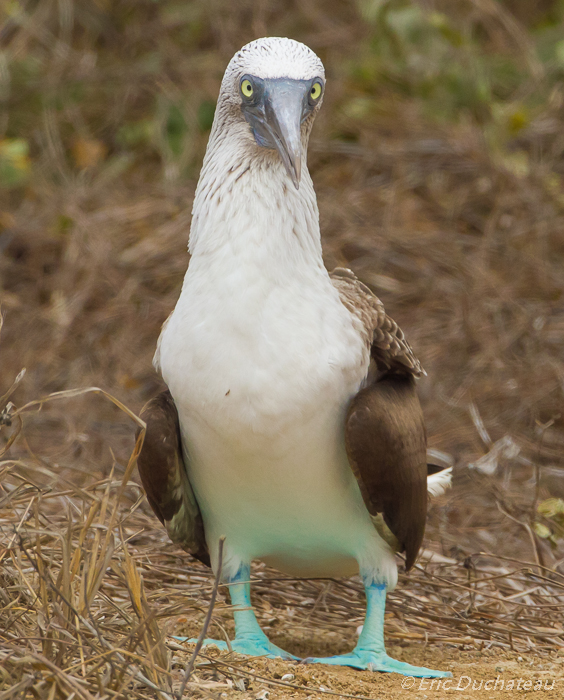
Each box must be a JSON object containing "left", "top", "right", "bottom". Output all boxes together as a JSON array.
[
  {"left": 304, "top": 582, "right": 451, "bottom": 677},
  {"left": 225, "top": 565, "right": 299, "bottom": 659},
  {"left": 175, "top": 565, "right": 299, "bottom": 660}
]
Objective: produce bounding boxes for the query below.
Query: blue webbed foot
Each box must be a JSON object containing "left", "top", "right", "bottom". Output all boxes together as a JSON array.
[
  {"left": 304, "top": 581, "right": 450, "bottom": 677},
  {"left": 230, "top": 635, "right": 299, "bottom": 660},
  {"left": 173, "top": 635, "right": 299, "bottom": 660},
  {"left": 304, "top": 650, "right": 451, "bottom": 678}
]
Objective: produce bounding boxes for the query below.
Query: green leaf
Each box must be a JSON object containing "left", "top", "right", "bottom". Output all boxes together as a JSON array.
[
  {"left": 538, "top": 498, "right": 564, "bottom": 518},
  {"left": 533, "top": 522, "right": 552, "bottom": 539},
  {"left": 116, "top": 120, "right": 155, "bottom": 149},
  {"left": 197, "top": 100, "right": 216, "bottom": 132},
  {"left": 0, "top": 138, "right": 31, "bottom": 187},
  {"left": 166, "top": 104, "right": 188, "bottom": 157}
]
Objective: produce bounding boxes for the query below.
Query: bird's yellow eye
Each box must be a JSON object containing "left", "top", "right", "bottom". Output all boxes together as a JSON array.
[
  {"left": 310, "top": 82, "right": 323, "bottom": 100},
  {"left": 241, "top": 79, "right": 254, "bottom": 98}
]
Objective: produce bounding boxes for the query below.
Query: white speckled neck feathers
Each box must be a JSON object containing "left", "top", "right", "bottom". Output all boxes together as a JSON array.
[{"left": 188, "top": 137, "right": 323, "bottom": 272}]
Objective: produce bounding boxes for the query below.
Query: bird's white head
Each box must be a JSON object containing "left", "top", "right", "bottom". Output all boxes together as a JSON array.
[{"left": 213, "top": 37, "right": 325, "bottom": 190}]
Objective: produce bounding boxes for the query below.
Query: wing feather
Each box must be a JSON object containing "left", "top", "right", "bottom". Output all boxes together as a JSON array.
[
  {"left": 330, "top": 267, "right": 425, "bottom": 377},
  {"left": 137, "top": 390, "right": 210, "bottom": 567},
  {"left": 331, "top": 268, "right": 428, "bottom": 569}
]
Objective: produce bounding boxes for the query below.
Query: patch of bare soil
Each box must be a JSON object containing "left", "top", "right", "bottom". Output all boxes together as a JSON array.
[{"left": 169, "top": 644, "right": 564, "bottom": 699}]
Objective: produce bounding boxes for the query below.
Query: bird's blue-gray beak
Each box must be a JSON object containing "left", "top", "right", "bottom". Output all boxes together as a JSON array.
[{"left": 241, "top": 78, "right": 319, "bottom": 190}]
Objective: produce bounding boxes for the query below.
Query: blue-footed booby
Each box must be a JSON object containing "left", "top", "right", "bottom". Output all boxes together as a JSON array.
[{"left": 137, "top": 37, "right": 452, "bottom": 677}]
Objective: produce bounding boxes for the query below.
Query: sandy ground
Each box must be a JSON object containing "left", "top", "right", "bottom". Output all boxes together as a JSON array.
[{"left": 169, "top": 640, "right": 564, "bottom": 700}]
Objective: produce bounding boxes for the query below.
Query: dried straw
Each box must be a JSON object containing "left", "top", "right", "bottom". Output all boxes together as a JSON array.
[{"left": 1, "top": 389, "right": 564, "bottom": 699}]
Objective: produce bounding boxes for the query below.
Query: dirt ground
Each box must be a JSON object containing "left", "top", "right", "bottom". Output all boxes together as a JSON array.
[{"left": 169, "top": 642, "right": 564, "bottom": 699}]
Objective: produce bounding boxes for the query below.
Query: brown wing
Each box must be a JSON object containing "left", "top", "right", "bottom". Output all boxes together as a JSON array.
[
  {"left": 331, "top": 268, "right": 427, "bottom": 570},
  {"left": 137, "top": 390, "right": 210, "bottom": 567}
]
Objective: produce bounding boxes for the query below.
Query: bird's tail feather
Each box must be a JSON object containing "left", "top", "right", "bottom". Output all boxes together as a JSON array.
[{"left": 427, "top": 467, "right": 452, "bottom": 498}]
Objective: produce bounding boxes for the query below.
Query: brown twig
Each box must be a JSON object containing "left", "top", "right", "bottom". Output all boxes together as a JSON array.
[{"left": 176, "top": 536, "right": 225, "bottom": 699}]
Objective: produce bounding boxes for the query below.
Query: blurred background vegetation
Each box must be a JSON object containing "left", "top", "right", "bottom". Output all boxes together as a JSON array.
[{"left": 2, "top": 0, "right": 564, "bottom": 562}]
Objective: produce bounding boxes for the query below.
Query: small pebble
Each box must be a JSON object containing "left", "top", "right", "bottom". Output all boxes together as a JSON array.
[{"left": 281, "top": 674, "right": 295, "bottom": 682}]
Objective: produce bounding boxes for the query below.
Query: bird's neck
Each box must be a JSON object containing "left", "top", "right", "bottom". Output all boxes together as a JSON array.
[{"left": 187, "top": 126, "right": 325, "bottom": 281}]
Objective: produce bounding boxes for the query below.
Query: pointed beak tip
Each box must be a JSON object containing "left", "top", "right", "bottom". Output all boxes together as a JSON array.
[{"left": 288, "top": 159, "right": 301, "bottom": 190}]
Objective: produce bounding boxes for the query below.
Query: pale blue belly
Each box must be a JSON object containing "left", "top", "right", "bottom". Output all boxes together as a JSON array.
[{"left": 179, "top": 404, "right": 383, "bottom": 580}]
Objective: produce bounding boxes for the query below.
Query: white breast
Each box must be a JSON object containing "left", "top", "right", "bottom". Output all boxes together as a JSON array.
[{"left": 162, "top": 263, "right": 363, "bottom": 435}]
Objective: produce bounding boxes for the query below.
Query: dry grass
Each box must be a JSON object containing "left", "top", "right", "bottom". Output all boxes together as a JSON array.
[
  {"left": 3, "top": 0, "right": 564, "bottom": 697},
  {"left": 2, "top": 392, "right": 564, "bottom": 699}
]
